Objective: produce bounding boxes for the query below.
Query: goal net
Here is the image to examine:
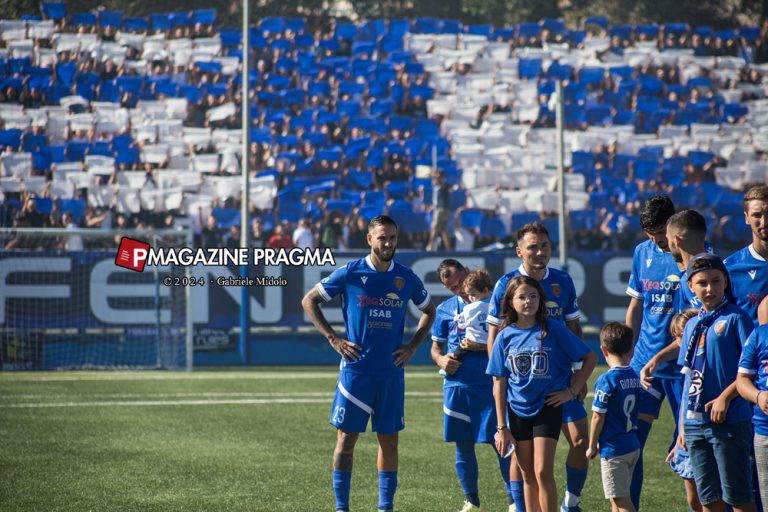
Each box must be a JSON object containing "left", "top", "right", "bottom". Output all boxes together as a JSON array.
[{"left": 0, "top": 227, "right": 193, "bottom": 370}]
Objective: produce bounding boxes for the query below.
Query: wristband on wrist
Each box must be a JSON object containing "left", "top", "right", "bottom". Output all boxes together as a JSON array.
[{"left": 496, "top": 424, "right": 508, "bottom": 432}]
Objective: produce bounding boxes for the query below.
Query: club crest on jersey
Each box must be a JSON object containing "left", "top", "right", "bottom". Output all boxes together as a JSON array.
[
  {"left": 550, "top": 284, "right": 561, "bottom": 297},
  {"left": 748, "top": 269, "right": 757, "bottom": 280},
  {"left": 511, "top": 352, "right": 532, "bottom": 376},
  {"left": 714, "top": 320, "right": 726, "bottom": 336},
  {"left": 394, "top": 277, "right": 405, "bottom": 290},
  {"left": 361, "top": 276, "right": 368, "bottom": 284},
  {"left": 646, "top": 258, "right": 652, "bottom": 268}
]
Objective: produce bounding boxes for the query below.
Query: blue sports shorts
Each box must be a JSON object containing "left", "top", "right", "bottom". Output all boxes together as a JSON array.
[
  {"left": 562, "top": 399, "right": 587, "bottom": 423},
  {"left": 443, "top": 384, "right": 495, "bottom": 443},
  {"left": 330, "top": 371, "right": 404, "bottom": 434}
]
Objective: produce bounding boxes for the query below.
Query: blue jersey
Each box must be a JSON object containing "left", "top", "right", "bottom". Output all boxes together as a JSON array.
[
  {"left": 486, "top": 320, "right": 590, "bottom": 417},
  {"left": 317, "top": 255, "right": 431, "bottom": 376},
  {"left": 432, "top": 295, "right": 492, "bottom": 388},
  {"left": 678, "top": 303, "right": 754, "bottom": 425},
  {"left": 592, "top": 366, "right": 641, "bottom": 458},
  {"left": 738, "top": 325, "right": 768, "bottom": 436},
  {"left": 725, "top": 244, "right": 768, "bottom": 325},
  {"left": 627, "top": 240, "right": 683, "bottom": 378},
  {"left": 487, "top": 265, "right": 580, "bottom": 327}
]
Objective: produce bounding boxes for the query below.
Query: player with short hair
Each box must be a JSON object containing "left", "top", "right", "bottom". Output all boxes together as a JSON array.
[
  {"left": 301, "top": 215, "right": 436, "bottom": 512},
  {"left": 588, "top": 322, "right": 642, "bottom": 512},
  {"left": 665, "top": 208, "right": 709, "bottom": 309},
  {"left": 624, "top": 194, "right": 684, "bottom": 510},
  {"left": 486, "top": 222, "right": 586, "bottom": 512},
  {"left": 725, "top": 185, "right": 768, "bottom": 325},
  {"left": 431, "top": 260, "right": 516, "bottom": 512}
]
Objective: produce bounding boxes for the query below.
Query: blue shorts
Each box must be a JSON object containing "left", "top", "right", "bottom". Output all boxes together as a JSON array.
[
  {"left": 638, "top": 376, "right": 683, "bottom": 423},
  {"left": 562, "top": 399, "right": 587, "bottom": 423},
  {"left": 330, "top": 371, "right": 404, "bottom": 434},
  {"left": 685, "top": 421, "right": 754, "bottom": 506},
  {"left": 443, "top": 384, "right": 495, "bottom": 443}
]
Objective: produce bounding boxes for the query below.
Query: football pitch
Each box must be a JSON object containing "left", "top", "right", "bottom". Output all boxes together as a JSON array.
[{"left": 0, "top": 366, "right": 687, "bottom": 511}]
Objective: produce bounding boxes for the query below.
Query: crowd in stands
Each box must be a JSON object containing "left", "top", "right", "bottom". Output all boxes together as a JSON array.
[{"left": 0, "top": 4, "right": 766, "bottom": 252}]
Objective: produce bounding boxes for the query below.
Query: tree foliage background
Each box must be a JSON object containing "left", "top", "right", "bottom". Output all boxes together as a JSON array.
[{"left": 0, "top": 0, "right": 764, "bottom": 30}]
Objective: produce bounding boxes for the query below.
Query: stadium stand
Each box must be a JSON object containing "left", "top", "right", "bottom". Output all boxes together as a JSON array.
[{"left": 0, "top": 7, "right": 767, "bottom": 252}]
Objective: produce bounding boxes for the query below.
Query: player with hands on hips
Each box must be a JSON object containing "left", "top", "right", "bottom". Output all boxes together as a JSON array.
[{"left": 487, "top": 276, "right": 597, "bottom": 512}]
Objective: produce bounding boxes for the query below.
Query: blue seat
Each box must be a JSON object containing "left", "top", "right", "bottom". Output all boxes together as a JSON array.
[
  {"left": 260, "top": 17, "right": 285, "bottom": 34},
  {"left": 386, "top": 181, "right": 409, "bottom": 199},
  {"left": 579, "top": 66, "right": 604, "bottom": 85},
  {"left": 449, "top": 189, "right": 467, "bottom": 210},
  {"left": 337, "top": 100, "right": 361, "bottom": 118},
  {"left": 586, "top": 104, "right": 613, "bottom": 126},
  {"left": 609, "top": 66, "right": 634, "bottom": 80},
  {"left": 440, "top": 19, "right": 462, "bottom": 34},
  {"left": 58, "top": 198, "right": 86, "bottom": 222},
  {"left": 211, "top": 208, "right": 239, "bottom": 229},
  {"left": 571, "top": 151, "right": 594, "bottom": 170},
  {"left": 346, "top": 170, "right": 374, "bottom": 189},
  {"left": 363, "top": 190, "right": 386, "bottom": 209},
  {"left": 98, "top": 10, "right": 122, "bottom": 28},
  {"left": 518, "top": 23, "right": 541, "bottom": 40},
  {"left": 115, "top": 147, "right": 139, "bottom": 166},
  {"left": 480, "top": 217, "right": 507, "bottom": 239},
  {"left": 414, "top": 18, "right": 440, "bottom": 34},
  {"left": 640, "top": 75, "right": 665, "bottom": 96},
  {"left": 723, "top": 103, "right": 748, "bottom": 122},
  {"left": 467, "top": 24, "right": 493, "bottom": 37},
  {"left": 569, "top": 209, "right": 597, "bottom": 231},
  {"left": 511, "top": 212, "right": 540, "bottom": 229},
  {"left": 34, "top": 197, "right": 53, "bottom": 214},
  {"left": 42, "top": 2, "right": 67, "bottom": 20},
  {"left": 608, "top": 24, "right": 632, "bottom": 41},
  {"left": 542, "top": 218, "right": 560, "bottom": 243},
  {"left": 638, "top": 146, "right": 664, "bottom": 162},
  {"left": 460, "top": 208, "right": 486, "bottom": 230},
  {"left": 56, "top": 62, "right": 77, "bottom": 87},
  {"left": 492, "top": 27, "right": 515, "bottom": 41},
  {"left": 71, "top": 13, "right": 97, "bottom": 26},
  {"left": 518, "top": 58, "right": 542, "bottom": 80},
  {"left": 325, "top": 199, "right": 354, "bottom": 216},
  {"left": 122, "top": 17, "right": 148, "bottom": 32},
  {"left": 634, "top": 159, "right": 660, "bottom": 182},
  {"left": 547, "top": 62, "right": 572, "bottom": 81},
  {"left": 339, "top": 81, "right": 365, "bottom": 96},
  {"left": 589, "top": 190, "right": 612, "bottom": 210},
  {"left": 387, "top": 200, "right": 414, "bottom": 227},
  {"left": 585, "top": 16, "right": 609, "bottom": 29},
  {"left": 191, "top": 9, "right": 216, "bottom": 25},
  {"left": 688, "top": 76, "right": 713, "bottom": 89},
  {"left": 688, "top": 150, "right": 714, "bottom": 167},
  {"left": 334, "top": 22, "right": 357, "bottom": 40},
  {"left": 637, "top": 25, "right": 659, "bottom": 38}
]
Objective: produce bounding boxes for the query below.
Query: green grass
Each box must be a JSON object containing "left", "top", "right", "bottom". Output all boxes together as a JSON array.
[{"left": 0, "top": 366, "right": 688, "bottom": 511}]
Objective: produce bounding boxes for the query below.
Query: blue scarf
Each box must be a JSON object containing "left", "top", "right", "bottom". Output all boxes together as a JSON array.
[{"left": 681, "top": 298, "right": 728, "bottom": 421}]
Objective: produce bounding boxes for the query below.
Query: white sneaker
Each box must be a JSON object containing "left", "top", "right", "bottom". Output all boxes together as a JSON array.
[
  {"left": 508, "top": 504, "right": 517, "bottom": 512},
  {"left": 459, "top": 501, "right": 480, "bottom": 512}
]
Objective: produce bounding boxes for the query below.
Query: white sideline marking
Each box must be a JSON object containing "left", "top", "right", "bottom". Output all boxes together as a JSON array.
[
  {"left": 1, "top": 395, "right": 444, "bottom": 409},
  {"left": 0, "top": 371, "right": 444, "bottom": 383},
  {"left": 5, "top": 391, "right": 444, "bottom": 400}
]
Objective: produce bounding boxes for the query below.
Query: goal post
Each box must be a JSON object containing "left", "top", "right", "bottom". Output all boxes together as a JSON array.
[{"left": 0, "top": 227, "right": 194, "bottom": 371}]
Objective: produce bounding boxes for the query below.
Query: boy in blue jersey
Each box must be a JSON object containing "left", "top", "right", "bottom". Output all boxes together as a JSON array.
[
  {"left": 677, "top": 253, "right": 755, "bottom": 512},
  {"left": 737, "top": 324, "right": 768, "bottom": 506},
  {"left": 431, "top": 260, "right": 516, "bottom": 512},
  {"left": 486, "top": 223, "right": 587, "bottom": 512},
  {"left": 725, "top": 185, "right": 768, "bottom": 325},
  {"left": 624, "top": 195, "right": 683, "bottom": 510},
  {"left": 588, "top": 322, "right": 641, "bottom": 512},
  {"left": 301, "top": 215, "right": 436, "bottom": 512}
]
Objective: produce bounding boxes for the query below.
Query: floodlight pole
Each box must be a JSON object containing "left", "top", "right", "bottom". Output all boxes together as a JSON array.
[
  {"left": 556, "top": 80, "right": 567, "bottom": 271},
  {"left": 239, "top": 0, "right": 251, "bottom": 365}
]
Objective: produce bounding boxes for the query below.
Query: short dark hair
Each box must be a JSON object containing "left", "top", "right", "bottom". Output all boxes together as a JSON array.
[
  {"left": 667, "top": 209, "right": 706, "bottom": 245},
  {"left": 744, "top": 185, "right": 768, "bottom": 211},
  {"left": 516, "top": 222, "right": 550, "bottom": 242},
  {"left": 368, "top": 215, "right": 398, "bottom": 232},
  {"left": 640, "top": 195, "right": 675, "bottom": 231},
  {"left": 599, "top": 322, "right": 634, "bottom": 357},
  {"left": 437, "top": 259, "right": 465, "bottom": 282}
]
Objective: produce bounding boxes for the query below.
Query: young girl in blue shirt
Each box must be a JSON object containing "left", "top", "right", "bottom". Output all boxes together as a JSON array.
[{"left": 488, "top": 275, "right": 597, "bottom": 512}]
